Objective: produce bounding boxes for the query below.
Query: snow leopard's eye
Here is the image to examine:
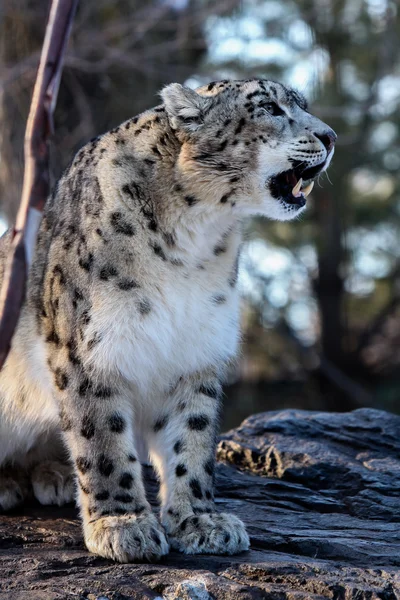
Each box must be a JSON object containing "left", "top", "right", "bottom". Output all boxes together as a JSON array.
[
  {"left": 179, "top": 115, "right": 202, "bottom": 125},
  {"left": 260, "top": 102, "right": 285, "bottom": 117}
]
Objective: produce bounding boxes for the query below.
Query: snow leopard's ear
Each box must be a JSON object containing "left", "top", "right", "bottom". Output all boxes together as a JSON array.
[{"left": 161, "top": 83, "right": 212, "bottom": 132}]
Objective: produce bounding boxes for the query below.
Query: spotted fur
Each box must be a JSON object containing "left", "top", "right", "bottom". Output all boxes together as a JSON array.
[{"left": 0, "top": 79, "right": 335, "bottom": 562}]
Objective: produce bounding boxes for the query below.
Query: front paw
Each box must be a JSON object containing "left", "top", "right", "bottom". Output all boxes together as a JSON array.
[
  {"left": 167, "top": 512, "right": 249, "bottom": 555},
  {"left": 84, "top": 512, "right": 169, "bottom": 563}
]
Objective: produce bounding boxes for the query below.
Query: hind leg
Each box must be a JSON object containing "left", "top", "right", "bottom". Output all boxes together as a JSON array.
[
  {"left": 31, "top": 460, "right": 75, "bottom": 506},
  {"left": 0, "top": 327, "right": 75, "bottom": 509},
  {"left": 0, "top": 466, "right": 30, "bottom": 511},
  {"left": 26, "top": 430, "right": 76, "bottom": 506},
  {"left": 0, "top": 460, "right": 75, "bottom": 511},
  {"left": 0, "top": 429, "right": 76, "bottom": 510}
]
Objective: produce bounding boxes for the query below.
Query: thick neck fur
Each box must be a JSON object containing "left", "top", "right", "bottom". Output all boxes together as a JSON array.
[
  {"left": 93, "top": 109, "right": 243, "bottom": 270},
  {"left": 28, "top": 106, "right": 244, "bottom": 327}
]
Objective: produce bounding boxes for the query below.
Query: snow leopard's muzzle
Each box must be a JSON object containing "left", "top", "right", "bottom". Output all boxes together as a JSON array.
[{"left": 269, "top": 128, "right": 337, "bottom": 209}]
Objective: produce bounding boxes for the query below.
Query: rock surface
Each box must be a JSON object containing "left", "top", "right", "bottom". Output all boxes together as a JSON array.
[{"left": 0, "top": 408, "right": 399, "bottom": 599}]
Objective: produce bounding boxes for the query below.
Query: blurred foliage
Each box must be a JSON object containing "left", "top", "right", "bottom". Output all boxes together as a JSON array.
[{"left": 1, "top": 0, "right": 399, "bottom": 425}]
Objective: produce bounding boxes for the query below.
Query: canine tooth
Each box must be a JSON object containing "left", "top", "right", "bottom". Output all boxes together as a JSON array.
[
  {"left": 292, "top": 178, "right": 303, "bottom": 196},
  {"left": 302, "top": 181, "right": 314, "bottom": 197}
]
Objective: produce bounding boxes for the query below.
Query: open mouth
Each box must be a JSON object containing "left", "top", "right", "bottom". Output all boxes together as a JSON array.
[{"left": 269, "top": 162, "right": 325, "bottom": 208}]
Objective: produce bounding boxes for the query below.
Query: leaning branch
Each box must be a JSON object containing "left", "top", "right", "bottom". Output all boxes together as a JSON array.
[{"left": 0, "top": 0, "right": 78, "bottom": 370}]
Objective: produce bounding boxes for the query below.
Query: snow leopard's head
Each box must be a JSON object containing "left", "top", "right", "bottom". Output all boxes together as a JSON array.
[{"left": 162, "top": 78, "right": 336, "bottom": 221}]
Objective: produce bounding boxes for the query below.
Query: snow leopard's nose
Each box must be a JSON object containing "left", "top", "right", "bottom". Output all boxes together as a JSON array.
[{"left": 314, "top": 129, "right": 337, "bottom": 153}]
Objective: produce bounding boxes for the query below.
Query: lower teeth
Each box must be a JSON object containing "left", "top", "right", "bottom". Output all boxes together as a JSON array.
[
  {"left": 302, "top": 181, "right": 314, "bottom": 197},
  {"left": 292, "top": 178, "right": 303, "bottom": 197},
  {"left": 291, "top": 179, "right": 314, "bottom": 198}
]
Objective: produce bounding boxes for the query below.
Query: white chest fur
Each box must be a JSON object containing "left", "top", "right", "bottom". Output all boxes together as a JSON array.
[{"left": 88, "top": 265, "right": 240, "bottom": 395}]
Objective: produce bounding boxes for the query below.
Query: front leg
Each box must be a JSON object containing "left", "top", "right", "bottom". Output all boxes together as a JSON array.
[
  {"left": 58, "top": 377, "right": 169, "bottom": 563},
  {"left": 148, "top": 372, "right": 249, "bottom": 555}
]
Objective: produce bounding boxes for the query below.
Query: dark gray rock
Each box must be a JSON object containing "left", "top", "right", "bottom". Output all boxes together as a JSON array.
[{"left": 1, "top": 408, "right": 399, "bottom": 599}]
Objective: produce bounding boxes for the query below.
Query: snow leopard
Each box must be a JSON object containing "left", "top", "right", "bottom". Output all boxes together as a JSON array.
[{"left": 0, "top": 78, "right": 336, "bottom": 562}]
